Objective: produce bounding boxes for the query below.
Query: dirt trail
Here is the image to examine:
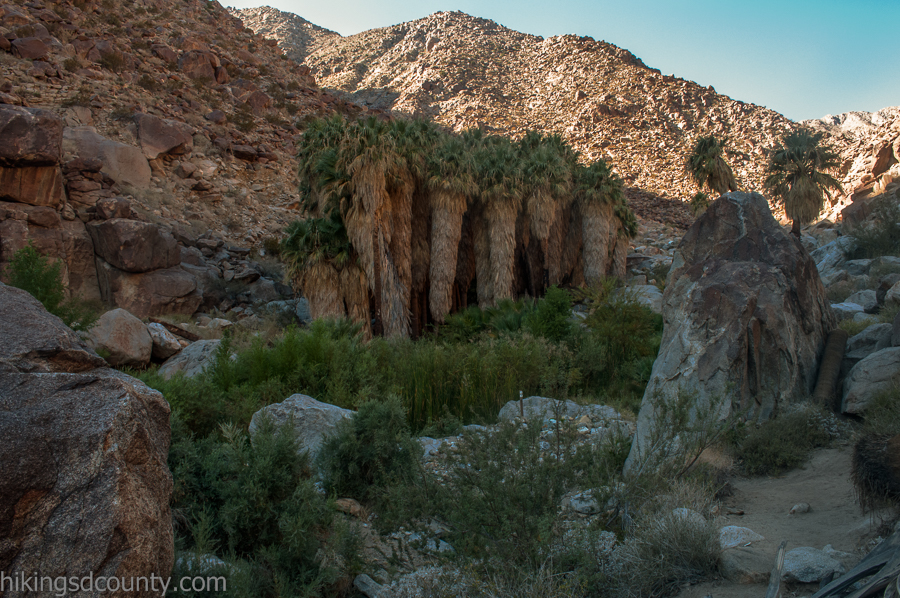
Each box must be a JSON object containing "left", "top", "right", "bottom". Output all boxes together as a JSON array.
[{"left": 680, "top": 446, "right": 889, "bottom": 598}]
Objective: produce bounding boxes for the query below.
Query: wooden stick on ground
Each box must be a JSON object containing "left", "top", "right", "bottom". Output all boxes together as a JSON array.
[{"left": 765, "top": 541, "right": 787, "bottom": 598}]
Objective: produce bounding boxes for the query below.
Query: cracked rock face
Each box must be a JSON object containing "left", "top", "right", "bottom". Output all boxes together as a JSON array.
[
  {"left": 0, "top": 282, "right": 173, "bottom": 595},
  {"left": 625, "top": 193, "right": 835, "bottom": 472}
]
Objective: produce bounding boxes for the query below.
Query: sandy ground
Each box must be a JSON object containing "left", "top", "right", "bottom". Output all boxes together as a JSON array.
[{"left": 679, "top": 446, "right": 891, "bottom": 598}]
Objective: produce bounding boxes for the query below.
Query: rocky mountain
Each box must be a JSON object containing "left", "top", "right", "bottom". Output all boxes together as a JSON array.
[
  {"left": 233, "top": 10, "right": 794, "bottom": 214},
  {"left": 804, "top": 107, "right": 900, "bottom": 201},
  {"left": 229, "top": 6, "right": 339, "bottom": 64}
]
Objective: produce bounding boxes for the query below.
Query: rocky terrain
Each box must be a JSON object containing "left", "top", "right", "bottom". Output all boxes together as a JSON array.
[{"left": 0, "top": 0, "right": 371, "bottom": 251}]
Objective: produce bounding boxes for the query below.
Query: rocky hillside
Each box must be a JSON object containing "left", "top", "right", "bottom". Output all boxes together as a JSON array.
[
  {"left": 234, "top": 10, "right": 795, "bottom": 210},
  {"left": 0, "top": 0, "right": 368, "bottom": 247},
  {"left": 804, "top": 106, "right": 900, "bottom": 201},
  {"left": 230, "top": 6, "right": 339, "bottom": 65}
]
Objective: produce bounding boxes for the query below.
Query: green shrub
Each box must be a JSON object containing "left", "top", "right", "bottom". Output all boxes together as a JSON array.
[
  {"left": 523, "top": 285, "right": 572, "bottom": 342},
  {"left": 847, "top": 194, "right": 900, "bottom": 259},
  {"left": 3, "top": 243, "right": 98, "bottom": 331},
  {"left": 318, "top": 396, "right": 420, "bottom": 505},
  {"left": 733, "top": 405, "right": 843, "bottom": 476},
  {"left": 838, "top": 318, "right": 871, "bottom": 337},
  {"left": 690, "top": 191, "right": 709, "bottom": 217},
  {"left": 169, "top": 415, "right": 359, "bottom": 598},
  {"left": 98, "top": 50, "right": 125, "bottom": 72}
]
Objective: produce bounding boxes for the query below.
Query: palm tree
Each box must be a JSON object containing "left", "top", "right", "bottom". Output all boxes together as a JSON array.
[
  {"left": 764, "top": 130, "right": 843, "bottom": 237},
  {"left": 281, "top": 213, "right": 372, "bottom": 339},
  {"left": 519, "top": 132, "right": 576, "bottom": 291},
  {"left": 686, "top": 134, "right": 738, "bottom": 197},
  {"left": 473, "top": 135, "right": 523, "bottom": 306},
  {"left": 427, "top": 133, "right": 477, "bottom": 323},
  {"left": 576, "top": 160, "right": 625, "bottom": 287}
]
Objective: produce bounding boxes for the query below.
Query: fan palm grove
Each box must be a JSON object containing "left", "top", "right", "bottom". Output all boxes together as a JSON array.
[{"left": 285, "top": 114, "right": 636, "bottom": 338}]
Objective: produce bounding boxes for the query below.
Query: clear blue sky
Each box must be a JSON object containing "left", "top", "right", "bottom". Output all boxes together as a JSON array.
[{"left": 226, "top": 0, "right": 900, "bottom": 122}]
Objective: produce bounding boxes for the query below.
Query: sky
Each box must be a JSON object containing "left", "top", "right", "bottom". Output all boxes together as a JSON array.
[{"left": 225, "top": 0, "right": 900, "bottom": 122}]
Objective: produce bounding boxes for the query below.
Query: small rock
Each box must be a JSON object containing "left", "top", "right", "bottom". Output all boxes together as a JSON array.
[
  {"left": 782, "top": 547, "right": 845, "bottom": 584},
  {"left": 353, "top": 574, "right": 383, "bottom": 598},
  {"left": 719, "top": 526, "right": 764, "bottom": 549},
  {"left": 158, "top": 339, "right": 221, "bottom": 380},
  {"left": 789, "top": 502, "right": 811, "bottom": 514},
  {"left": 147, "top": 322, "right": 182, "bottom": 360}
]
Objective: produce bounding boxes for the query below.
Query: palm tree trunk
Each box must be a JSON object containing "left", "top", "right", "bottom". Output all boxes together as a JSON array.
[
  {"left": 429, "top": 189, "right": 465, "bottom": 323},
  {"left": 791, "top": 218, "right": 801, "bottom": 238},
  {"left": 472, "top": 205, "right": 493, "bottom": 307},
  {"left": 302, "top": 261, "right": 344, "bottom": 320},
  {"left": 610, "top": 231, "right": 628, "bottom": 280},
  {"left": 582, "top": 202, "right": 612, "bottom": 287},
  {"left": 340, "top": 263, "right": 372, "bottom": 340},
  {"left": 487, "top": 199, "right": 517, "bottom": 303}
]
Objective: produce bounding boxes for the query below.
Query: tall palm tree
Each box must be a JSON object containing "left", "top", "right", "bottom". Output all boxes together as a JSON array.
[
  {"left": 474, "top": 135, "right": 523, "bottom": 306},
  {"left": 576, "top": 160, "right": 624, "bottom": 287},
  {"left": 519, "top": 131, "right": 575, "bottom": 291},
  {"left": 281, "top": 213, "right": 372, "bottom": 339},
  {"left": 427, "top": 133, "right": 477, "bottom": 323},
  {"left": 686, "top": 134, "right": 738, "bottom": 196},
  {"left": 764, "top": 130, "right": 843, "bottom": 237}
]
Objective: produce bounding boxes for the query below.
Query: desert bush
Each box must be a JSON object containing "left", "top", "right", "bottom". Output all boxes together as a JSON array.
[
  {"left": 318, "top": 396, "right": 421, "bottom": 506},
  {"left": 98, "top": 50, "right": 125, "bottom": 72},
  {"left": 689, "top": 191, "right": 709, "bottom": 217},
  {"left": 847, "top": 193, "right": 900, "bottom": 259},
  {"left": 838, "top": 317, "right": 873, "bottom": 337},
  {"left": 523, "top": 285, "right": 572, "bottom": 342},
  {"left": 231, "top": 105, "right": 256, "bottom": 133},
  {"left": 137, "top": 73, "right": 159, "bottom": 91},
  {"left": 3, "top": 243, "right": 98, "bottom": 331},
  {"left": 732, "top": 404, "right": 845, "bottom": 476},
  {"left": 168, "top": 415, "right": 360, "bottom": 598},
  {"left": 63, "top": 57, "right": 80, "bottom": 72}
]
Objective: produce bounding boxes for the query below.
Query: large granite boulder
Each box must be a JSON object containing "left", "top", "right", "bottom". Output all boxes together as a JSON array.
[
  {"left": 133, "top": 113, "right": 193, "bottom": 160},
  {"left": 0, "top": 281, "right": 173, "bottom": 593},
  {"left": 626, "top": 193, "right": 835, "bottom": 471},
  {"left": 0, "top": 282, "right": 106, "bottom": 372},
  {"left": 87, "top": 219, "right": 180, "bottom": 273},
  {"left": 86, "top": 308, "right": 152, "bottom": 368},
  {"left": 842, "top": 323, "right": 893, "bottom": 376},
  {"left": 249, "top": 394, "right": 353, "bottom": 460},
  {"left": 96, "top": 261, "right": 202, "bottom": 318},
  {"left": 0, "top": 105, "right": 65, "bottom": 207},
  {"left": 0, "top": 201, "right": 102, "bottom": 302},
  {"left": 158, "top": 339, "right": 220, "bottom": 380},
  {"left": 842, "top": 347, "right": 900, "bottom": 415},
  {"left": 0, "top": 105, "right": 62, "bottom": 165},
  {"left": 62, "top": 126, "right": 152, "bottom": 189}
]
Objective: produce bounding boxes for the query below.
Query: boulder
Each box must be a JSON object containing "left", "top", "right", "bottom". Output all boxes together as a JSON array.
[
  {"left": 846, "top": 290, "right": 878, "bottom": 312},
  {"left": 843, "top": 323, "right": 893, "bottom": 376},
  {"left": 0, "top": 282, "right": 173, "bottom": 587},
  {"left": 95, "top": 196, "right": 134, "bottom": 220},
  {"left": 886, "top": 281, "right": 900, "bottom": 307},
  {"left": 0, "top": 164, "right": 66, "bottom": 207},
  {"left": 95, "top": 260, "right": 202, "bottom": 318},
  {"left": 0, "top": 282, "right": 106, "bottom": 372},
  {"left": 147, "top": 322, "right": 182, "bottom": 360},
  {"left": 0, "top": 203, "right": 101, "bottom": 302},
  {"left": 626, "top": 193, "right": 835, "bottom": 472},
  {"left": 0, "top": 105, "right": 63, "bottom": 165},
  {"left": 133, "top": 113, "right": 193, "bottom": 160},
  {"left": 87, "top": 219, "right": 180, "bottom": 273},
  {"left": 11, "top": 36, "right": 48, "bottom": 60},
  {"left": 62, "top": 126, "right": 152, "bottom": 189},
  {"left": 811, "top": 236, "right": 856, "bottom": 287},
  {"left": 158, "top": 339, "right": 221, "bottom": 380},
  {"left": 86, "top": 308, "right": 152, "bottom": 367},
  {"left": 719, "top": 526, "right": 764, "bottom": 550},
  {"left": 782, "top": 547, "right": 845, "bottom": 584},
  {"left": 831, "top": 302, "right": 864, "bottom": 321},
  {"left": 842, "top": 347, "right": 900, "bottom": 414},
  {"left": 179, "top": 50, "right": 217, "bottom": 80},
  {"left": 627, "top": 284, "right": 663, "bottom": 314},
  {"left": 248, "top": 394, "right": 353, "bottom": 460},
  {"left": 497, "top": 396, "right": 621, "bottom": 424},
  {"left": 0, "top": 369, "right": 172, "bottom": 591},
  {"left": 893, "top": 310, "right": 900, "bottom": 347}
]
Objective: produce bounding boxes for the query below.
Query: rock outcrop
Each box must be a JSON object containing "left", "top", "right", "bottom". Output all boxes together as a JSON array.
[
  {"left": 248, "top": 394, "right": 353, "bottom": 460},
  {"left": 0, "top": 282, "right": 173, "bottom": 595},
  {"left": 626, "top": 192, "right": 835, "bottom": 471}
]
